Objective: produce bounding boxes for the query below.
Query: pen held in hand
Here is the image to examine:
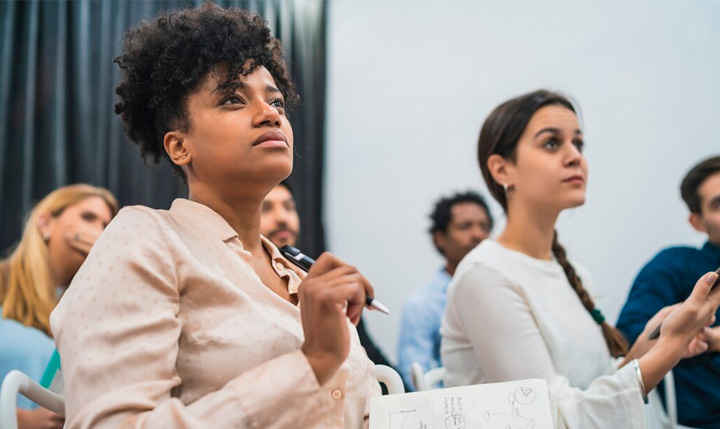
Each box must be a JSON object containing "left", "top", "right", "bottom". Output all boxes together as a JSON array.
[
  {"left": 279, "top": 245, "right": 390, "bottom": 315},
  {"left": 647, "top": 267, "right": 720, "bottom": 340}
]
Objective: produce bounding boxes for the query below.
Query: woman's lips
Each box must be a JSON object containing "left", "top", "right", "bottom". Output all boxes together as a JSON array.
[
  {"left": 252, "top": 131, "right": 288, "bottom": 148},
  {"left": 254, "top": 139, "right": 288, "bottom": 148},
  {"left": 563, "top": 175, "right": 585, "bottom": 184}
]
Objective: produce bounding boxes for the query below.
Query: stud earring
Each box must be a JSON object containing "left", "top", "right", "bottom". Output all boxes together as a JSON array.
[
  {"left": 182, "top": 154, "right": 187, "bottom": 160},
  {"left": 502, "top": 183, "right": 509, "bottom": 194},
  {"left": 42, "top": 233, "right": 50, "bottom": 243}
]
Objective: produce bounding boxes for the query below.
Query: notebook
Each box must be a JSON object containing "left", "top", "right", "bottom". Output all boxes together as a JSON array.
[{"left": 370, "top": 378, "right": 552, "bottom": 429}]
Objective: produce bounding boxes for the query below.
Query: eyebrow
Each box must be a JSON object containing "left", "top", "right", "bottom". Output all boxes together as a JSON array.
[
  {"left": 534, "top": 127, "right": 583, "bottom": 138},
  {"left": 212, "top": 80, "right": 246, "bottom": 95},
  {"left": 212, "top": 81, "right": 282, "bottom": 96}
]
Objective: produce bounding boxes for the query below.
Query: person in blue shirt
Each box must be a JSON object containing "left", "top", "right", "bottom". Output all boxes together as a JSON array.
[
  {"left": 618, "top": 155, "right": 720, "bottom": 428},
  {"left": 1, "top": 184, "right": 117, "bottom": 429},
  {"left": 397, "top": 191, "right": 493, "bottom": 389}
]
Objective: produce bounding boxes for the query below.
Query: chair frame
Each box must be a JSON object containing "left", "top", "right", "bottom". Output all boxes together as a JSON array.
[{"left": 0, "top": 370, "right": 65, "bottom": 429}]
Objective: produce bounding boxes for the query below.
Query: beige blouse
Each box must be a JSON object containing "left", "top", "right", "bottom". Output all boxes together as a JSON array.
[{"left": 50, "top": 199, "right": 380, "bottom": 428}]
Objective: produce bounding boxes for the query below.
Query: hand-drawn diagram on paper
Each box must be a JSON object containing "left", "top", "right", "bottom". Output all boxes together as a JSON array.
[
  {"left": 481, "top": 387, "right": 538, "bottom": 428},
  {"left": 370, "top": 379, "right": 552, "bottom": 429}
]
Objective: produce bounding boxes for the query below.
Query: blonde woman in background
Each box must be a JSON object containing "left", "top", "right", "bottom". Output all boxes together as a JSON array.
[{"left": 0, "top": 184, "right": 117, "bottom": 429}]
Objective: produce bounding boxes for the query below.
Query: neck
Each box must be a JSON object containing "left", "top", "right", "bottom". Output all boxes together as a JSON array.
[
  {"left": 444, "top": 261, "right": 458, "bottom": 276},
  {"left": 47, "top": 252, "right": 70, "bottom": 287},
  {"left": 188, "top": 182, "right": 266, "bottom": 253},
  {"left": 498, "top": 199, "right": 559, "bottom": 260}
]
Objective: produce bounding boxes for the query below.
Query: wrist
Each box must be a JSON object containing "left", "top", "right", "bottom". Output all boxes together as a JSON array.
[
  {"left": 654, "top": 335, "right": 687, "bottom": 364},
  {"left": 302, "top": 348, "right": 341, "bottom": 387},
  {"left": 637, "top": 339, "right": 682, "bottom": 392}
]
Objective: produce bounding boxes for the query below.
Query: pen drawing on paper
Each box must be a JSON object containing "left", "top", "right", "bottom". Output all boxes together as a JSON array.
[{"left": 370, "top": 379, "right": 552, "bottom": 429}]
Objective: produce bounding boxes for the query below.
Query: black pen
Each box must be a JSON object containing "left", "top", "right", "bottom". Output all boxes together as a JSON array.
[
  {"left": 279, "top": 245, "right": 391, "bottom": 315},
  {"left": 647, "top": 267, "right": 720, "bottom": 340}
]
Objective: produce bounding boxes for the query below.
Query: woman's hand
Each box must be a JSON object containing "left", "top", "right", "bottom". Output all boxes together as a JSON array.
[
  {"left": 658, "top": 272, "right": 720, "bottom": 355},
  {"left": 623, "top": 304, "right": 680, "bottom": 363},
  {"left": 64, "top": 225, "right": 104, "bottom": 256},
  {"left": 17, "top": 407, "right": 65, "bottom": 429},
  {"left": 638, "top": 271, "right": 720, "bottom": 392},
  {"left": 298, "top": 252, "right": 373, "bottom": 386}
]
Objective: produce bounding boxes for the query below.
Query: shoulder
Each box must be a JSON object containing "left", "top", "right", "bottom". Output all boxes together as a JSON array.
[
  {"left": 0, "top": 316, "right": 54, "bottom": 352},
  {"left": 97, "top": 205, "right": 177, "bottom": 250},
  {"left": 653, "top": 245, "right": 698, "bottom": 260},
  {"left": 449, "top": 258, "right": 519, "bottom": 302},
  {"left": 640, "top": 245, "right": 698, "bottom": 273},
  {"left": 107, "top": 205, "right": 173, "bottom": 231}
]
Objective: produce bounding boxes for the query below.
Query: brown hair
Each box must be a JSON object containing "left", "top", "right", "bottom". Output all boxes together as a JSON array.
[
  {"left": 0, "top": 184, "right": 119, "bottom": 336},
  {"left": 478, "top": 90, "right": 628, "bottom": 358}
]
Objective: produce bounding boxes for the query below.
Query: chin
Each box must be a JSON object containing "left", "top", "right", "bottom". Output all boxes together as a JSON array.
[{"left": 564, "top": 196, "right": 586, "bottom": 209}]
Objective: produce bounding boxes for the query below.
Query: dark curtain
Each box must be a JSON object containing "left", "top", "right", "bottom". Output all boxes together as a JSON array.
[{"left": 0, "top": 0, "right": 327, "bottom": 257}]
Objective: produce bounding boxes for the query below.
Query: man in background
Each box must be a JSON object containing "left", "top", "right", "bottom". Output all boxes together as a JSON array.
[
  {"left": 261, "top": 181, "right": 396, "bottom": 370},
  {"left": 618, "top": 156, "right": 720, "bottom": 428},
  {"left": 397, "top": 191, "right": 493, "bottom": 389}
]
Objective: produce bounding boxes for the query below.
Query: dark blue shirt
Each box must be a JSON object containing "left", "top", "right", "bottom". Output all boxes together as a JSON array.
[{"left": 617, "top": 241, "right": 720, "bottom": 428}]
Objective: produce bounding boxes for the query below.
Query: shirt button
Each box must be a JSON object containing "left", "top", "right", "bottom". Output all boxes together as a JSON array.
[
  {"left": 275, "top": 261, "right": 284, "bottom": 271},
  {"left": 331, "top": 389, "right": 343, "bottom": 400}
]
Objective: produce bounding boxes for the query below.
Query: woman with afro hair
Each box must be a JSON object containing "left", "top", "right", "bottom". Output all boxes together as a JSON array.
[{"left": 50, "top": 3, "right": 380, "bottom": 428}]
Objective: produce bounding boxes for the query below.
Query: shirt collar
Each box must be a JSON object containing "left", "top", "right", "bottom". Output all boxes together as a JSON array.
[
  {"left": 261, "top": 236, "right": 304, "bottom": 294},
  {"left": 170, "top": 199, "right": 304, "bottom": 294},
  {"left": 170, "top": 198, "right": 239, "bottom": 241}
]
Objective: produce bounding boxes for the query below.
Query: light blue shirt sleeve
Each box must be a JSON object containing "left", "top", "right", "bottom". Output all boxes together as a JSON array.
[{"left": 0, "top": 311, "right": 56, "bottom": 409}]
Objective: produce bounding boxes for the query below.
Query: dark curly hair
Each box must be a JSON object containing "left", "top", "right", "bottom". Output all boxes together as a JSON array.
[
  {"left": 114, "top": 2, "right": 299, "bottom": 175},
  {"left": 428, "top": 191, "right": 493, "bottom": 237}
]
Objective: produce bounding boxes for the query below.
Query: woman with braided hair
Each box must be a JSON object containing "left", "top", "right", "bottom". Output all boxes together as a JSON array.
[{"left": 441, "top": 90, "right": 720, "bottom": 428}]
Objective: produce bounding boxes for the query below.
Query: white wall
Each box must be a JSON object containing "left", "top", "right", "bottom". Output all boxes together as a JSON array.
[{"left": 325, "top": 0, "right": 720, "bottom": 363}]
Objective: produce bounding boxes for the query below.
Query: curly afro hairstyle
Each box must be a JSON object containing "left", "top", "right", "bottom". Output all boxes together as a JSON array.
[
  {"left": 114, "top": 2, "right": 299, "bottom": 175},
  {"left": 428, "top": 191, "right": 493, "bottom": 255}
]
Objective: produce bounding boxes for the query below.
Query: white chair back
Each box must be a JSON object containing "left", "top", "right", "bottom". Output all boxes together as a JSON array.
[
  {"left": 0, "top": 370, "right": 65, "bottom": 429},
  {"left": 374, "top": 365, "right": 405, "bottom": 395},
  {"left": 410, "top": 362, "right": 445, "bottom": 391}
]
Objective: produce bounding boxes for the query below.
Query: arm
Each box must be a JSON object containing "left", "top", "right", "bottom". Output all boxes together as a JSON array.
[
  {"left": 397, "top": 297, "right": 440, "bottom": 388},
  {"left": 52, "top": 208, "right": 336, "bottom": 429},
  {"left": 452, "top": 265, "right": 646, "bottom": 428}
]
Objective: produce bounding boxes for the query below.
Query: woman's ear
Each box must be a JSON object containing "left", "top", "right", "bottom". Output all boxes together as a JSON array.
[
  {"left": 487, "top": 154, "right": 513, "bottom": 188},
  {"left": 36, "top": 211, "right": 53, "bottom": 239},
  {"left": 164, "top": 131, "right": 191, "bottom": 166}
]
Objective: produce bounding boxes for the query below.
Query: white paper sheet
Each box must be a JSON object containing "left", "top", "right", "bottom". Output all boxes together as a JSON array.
[{"left": 370, "top": 379, "right": 552, "bottom": 429}]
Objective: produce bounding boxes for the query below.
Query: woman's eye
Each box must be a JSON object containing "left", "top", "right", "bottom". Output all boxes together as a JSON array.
[
  {"left": 81, "top": 212, "right": 96, "bottom": 223},
  {"left": 270, "top": 99, "right": 285, "bottom": 109},
  {"left": 543, "top": 138, "right": 559, "bottom": 149},
  {"left": 573, "top": 139, "right": 585, "bottom": 152},
  {"left": 222, "top": 96, "right": 244, "bottom": 105}
]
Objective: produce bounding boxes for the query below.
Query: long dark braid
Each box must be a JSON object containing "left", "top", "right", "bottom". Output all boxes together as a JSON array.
[{"left": 552, "top": 231, "right": 628, "bottom": 358}]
